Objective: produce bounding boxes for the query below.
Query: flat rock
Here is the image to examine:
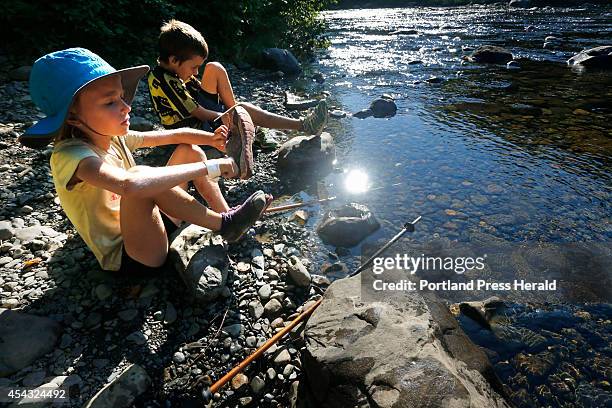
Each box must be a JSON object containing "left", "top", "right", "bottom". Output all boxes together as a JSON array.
[
  {"left": 83, "top": 364, "right": 151, "bottom": 408},
  {"left": 0, "top": 309, "right": 62, "bottom": 376},
  {"left": 302, "top": 273, "right": 510, "bottom": 408},
  {"left": 169, "top": 225, "right": 229, "bottom": 303},
  {"left": 284, "top": 92, "right": 319, "bottom": 111},
  {"left": 287, "top": 256, "right": 311, "bottom": 287}
]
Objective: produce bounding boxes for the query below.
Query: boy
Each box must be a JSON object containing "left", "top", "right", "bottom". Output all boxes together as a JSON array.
[{"left": 147, "top": 20, "right": 328, "bottom": 137}]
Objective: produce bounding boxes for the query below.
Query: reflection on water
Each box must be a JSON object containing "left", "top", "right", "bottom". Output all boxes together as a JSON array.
[
  {"left": 304, "top": 4, "right": 612, "bottom": 407},
  {"left": 343, "top": 169, "right": 370, "bottom": 193}
]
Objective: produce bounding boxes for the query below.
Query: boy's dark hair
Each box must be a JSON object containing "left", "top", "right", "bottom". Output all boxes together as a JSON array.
[{"left": 158, "top": 20, "right": 208, "bottom": 64}]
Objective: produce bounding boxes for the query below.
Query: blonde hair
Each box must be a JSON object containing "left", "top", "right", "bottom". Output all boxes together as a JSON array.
[{"left": 54, "top": 93, "right": 86, "bottom": 144}]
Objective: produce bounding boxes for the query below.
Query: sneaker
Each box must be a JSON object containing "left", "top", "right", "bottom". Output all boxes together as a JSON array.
[
  {"left": 302, "top": 100, "right": 329, "bottom": 136},
  {"left": 219, "top": 191, "right": 272, "bottom": 242},
  {"left": 225, "top": 106, "right": 255, "bottom": 180}
]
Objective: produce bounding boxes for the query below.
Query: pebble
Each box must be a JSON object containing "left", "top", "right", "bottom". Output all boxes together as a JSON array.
[
  {"left": 173, "top": 352, "right": 186, "bottom": 364},
  {"left": 127, "top": 331, "right": 148, "bottom": 345},
  {"left": 118, "top": 309, "right": 138, "bottom": 321},
  {"left": 164, "top": 302, "right": 177, "bottom": 325},
  {"left": 264, "top": 299, "right": 283, "bottom": 317},
  {"left": 94, "top": 284, "right": 112, "bottom": 301},
  {"left": 248, "top": 300, "right": 264, "bottom": 319},
  {"left": 266, "top": 367, "right": 276, "bottom": 380},
  {"left": 250, "top": 375, "right": 265, "bottom": 394},
  {"left": 231, "top": 373, "right": 249, "bottom": 390},
  {"left": 258, "top": 284, "right": 272, "bottom": 300},
  {"left": 273, "top": 349, "right": 291, "bottom": 365}
]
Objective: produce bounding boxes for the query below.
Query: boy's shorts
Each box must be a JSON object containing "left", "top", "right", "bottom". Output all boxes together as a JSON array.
[
  {"left": 197, "top": 90, "right": 226, "bottom": 132},
  {"left": 118, "top": 212, "right": 179, "bottom": 275}
]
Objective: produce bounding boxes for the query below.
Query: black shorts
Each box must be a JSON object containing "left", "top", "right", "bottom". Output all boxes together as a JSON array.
[{"left": 118, "top": 212, "right": 179, "bottom": 274}]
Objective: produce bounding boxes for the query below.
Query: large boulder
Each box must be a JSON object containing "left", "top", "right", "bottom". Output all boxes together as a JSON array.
[
  {"left": 169, "top": 225, "right": 229, "bottom": 303},
  {"left": 469, "top": 46, "right": 514, "bottom": 64},
  {"left": 302, "top": 273, "right": 510, "bottom": 408},
  {"left": 0, "top": 309, "right": 62, "bottom": 376},
  {"left": 353, "top": 95, "right": 397, "bottom": 119},
  {"left": 316, "top": 203, "right": 380, "bottom": 248},
  {"left": 260, "top": 48, "right": 302, "bottom": 75},
  {"left": 276, "top": 132, "right": 335, "bottom": 179},
  {"left": 567, "top": 46, "right": 612, "bottom": 70}
]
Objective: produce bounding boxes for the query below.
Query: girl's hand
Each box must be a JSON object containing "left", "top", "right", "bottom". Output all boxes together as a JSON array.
[
  {"left": 211, "top": 125, "right": 229, "bottom": 152},
  {"left": 212, "top": 157, "right": 238, "bottom": 179}
]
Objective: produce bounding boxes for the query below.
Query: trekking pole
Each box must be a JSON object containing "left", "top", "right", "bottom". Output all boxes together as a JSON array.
[{"left": 200, "top": 215, "right": 421, "bottom": 404}]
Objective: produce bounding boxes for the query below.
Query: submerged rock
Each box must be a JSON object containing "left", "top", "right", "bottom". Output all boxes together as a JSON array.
[
  {"left": 567, "top": 46, "right": 612, "bottom": 70},
  {"left": 469, "top": 46, "right": 514, "bottom": 64},
  {"left": 316, "top": 203, "right": 380, "bottom": 247},
  {"left": 277, "top": 132, "right": 335, "bottom": 180},
  {"left": 169, "top": 225, "right": 229, "bottom": 303},
  {"left": 302, "top": 274, "right": 510, "bottom": 408}
]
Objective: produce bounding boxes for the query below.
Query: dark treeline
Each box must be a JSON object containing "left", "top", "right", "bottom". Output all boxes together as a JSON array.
[
  {"left": 330, "top": 0, "right": 609, "bottom": 8},
  {"left": 1, "top": 0, "right": 334, "bottom": 66}
]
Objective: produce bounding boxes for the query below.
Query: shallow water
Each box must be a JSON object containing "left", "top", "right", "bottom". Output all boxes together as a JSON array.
[{"left": 297, "top": 5, "right": 612, "bottom": 407}]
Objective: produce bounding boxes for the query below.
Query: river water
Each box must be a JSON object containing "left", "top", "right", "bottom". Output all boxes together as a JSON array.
[{"left": 295, "top": 4, "right": 612, "bottom": 407}]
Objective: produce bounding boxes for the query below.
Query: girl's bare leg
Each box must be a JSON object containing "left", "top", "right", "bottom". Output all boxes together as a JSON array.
[
  {"left": 120, "top": 177, "right": 222, "bottom": 267},
  {"left": 166, "top": 143, "right": 229, "bottom": 213}
]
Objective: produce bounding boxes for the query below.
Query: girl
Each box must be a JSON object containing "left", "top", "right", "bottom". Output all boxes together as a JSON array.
[{"left": 20, "top": 48, "right": 271, "bottom": 273}]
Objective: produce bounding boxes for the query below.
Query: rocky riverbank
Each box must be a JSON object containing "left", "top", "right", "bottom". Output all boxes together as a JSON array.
[{"left": 0, "top": 62, "right": 334, "bottom": 407}]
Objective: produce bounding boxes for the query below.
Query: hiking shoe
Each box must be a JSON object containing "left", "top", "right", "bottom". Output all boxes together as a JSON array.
[
  {"left": 219, "top": 191, "right": 272, "bottom": 242},
  {"left": 225, "top": 106, "right": 255, "bottom": 180},
  {"left": 302, "top": 99, "right": 329, "bottom": 136}
]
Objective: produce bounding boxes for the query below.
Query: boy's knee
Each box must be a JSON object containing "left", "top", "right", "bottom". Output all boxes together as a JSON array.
[{"left": 206, "top": 61, "right": 226, "bottom": 74}]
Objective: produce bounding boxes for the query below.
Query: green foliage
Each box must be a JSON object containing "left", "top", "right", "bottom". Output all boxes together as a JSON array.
[{"left": 0, "top": 0, "right": 334, "bottom": 66}]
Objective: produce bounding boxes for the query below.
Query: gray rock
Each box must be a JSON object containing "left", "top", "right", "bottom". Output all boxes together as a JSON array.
[
  {"left": 284, "top": 92, "right": 319, "bottom": 111},
  {"left": 264, "top": 299, "right": 283, "bottom": 317},
  {"left": 567, "top": 46, "right": 612, "bottom": 70},
  {"left": 126, "top": 331, "right": 148, "bottom": 345},
  {"left": 316, "top": 203, "right": 380, "bottom": 247},
  {"left": 95, "top": 284, "right": 113, "bottom": 301},
  {"left": 0, "top": 220, "right": 14, "bottom": 240},
  {"left": 173, "top": 352, "right": 186, "bottom": 364},
  {"left": 22, "top": 370, "right": 47, "bottom": 387},
  {"left": 353, "top": 95, "right": 397, "bottom": 119},
  {"left": 9, "top": 375, "right": 67, "bottom": 407},
  {"left": 250, "top": 375, "right": 265, "bottom": 394},
  {"left": 260, "top": 48, "right": 302, "bottom": 75},
  {"left": 118, "top": 309, "right": 138, "bottom": 322},
  {"left": 287, "top": 256, "right": 311, "bottom": 287},
  {"left": 169, "top": 225, "right": 229, "bottom": 303},
  {"left": 9, "top": 66, "right": 32, "bottom": 81},
  {"left": 455, "top": 297, "right": 507, "bottom": 330},
  {"left": 14, "top": 225, "right": 60, "bottom": 243},
  {"left": 129, "top": 117, "right": 153, "bottom": 131},
  {"left": 390, "top": 29, "right": 418, "bottom": 35},
  {"left": 223, "top": 324, "right": 243, "bottom": 338},
  {"left": 469, "top": 46, "right": 514, "bottom": 64},
  {"left": 248, "top": 300, "right": 264, "bottom": 319},
  {"left": 83, "top": 364, "right": 151, "bottom": 408},
  {"left": 258, "top": 284, "right": 272, "bottom": 301},
  {"left": 0, "top": 309, "right": 62, "bottom": 376},
  {"left": 164, "top": 302, "right": 177, "bottom": 325},
  {"left": 277, "top": 133, "right": 335, "bottom": 180},
  {"left": 303, "top": 273, "right": 510, "bottom": 408},
  {"left": 273, "top": 349, "right": 291, "bottom": 366}
]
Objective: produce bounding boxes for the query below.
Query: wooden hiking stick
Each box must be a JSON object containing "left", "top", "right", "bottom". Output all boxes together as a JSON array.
[
  {"left": 264, "top": 196, "right": 337, "bottom": 214},
  {"left": 200, "top": 216, "right": 421, "bottom": 404}
]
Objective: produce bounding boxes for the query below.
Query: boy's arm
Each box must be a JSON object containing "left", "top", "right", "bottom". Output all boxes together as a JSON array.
[
  {"left": 133, "top": 125, "right": 228, "bottom": 151},
  {"left": 190, "top": 105, "right": 222, "bottom": 122}
]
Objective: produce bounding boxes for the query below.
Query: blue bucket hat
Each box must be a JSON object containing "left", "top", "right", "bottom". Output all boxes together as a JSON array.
[{"left": 19, "top": 48, "right": 150, "bottom": 148}]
